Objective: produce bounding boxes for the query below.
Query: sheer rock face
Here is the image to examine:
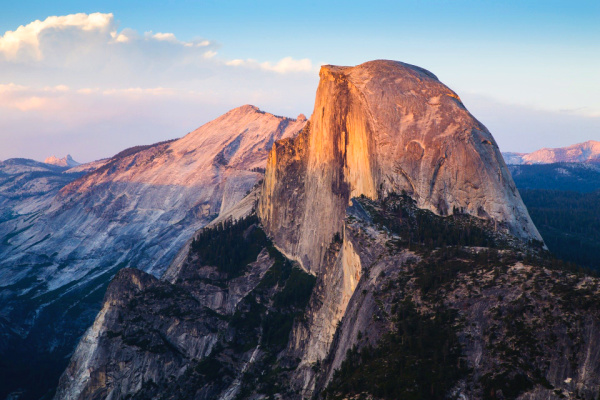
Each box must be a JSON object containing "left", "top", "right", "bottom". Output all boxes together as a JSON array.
[
  {"left": 257, "top": 61, "right": 543, "bottom": 395},
  {"left": 259, "top": 60, "right": 541, "bottom": 274},
  {"left": 287, "top": 225, "right": 364, "bottom": 392},
  {"left": 54, "top": 222, "right": 288, "bottom": 400},
  {"left": 53, "top": 61, "right": 600, "bottom": 400}
]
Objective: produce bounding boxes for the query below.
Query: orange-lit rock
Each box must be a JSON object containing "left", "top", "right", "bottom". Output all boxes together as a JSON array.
[{"left": 259, "top": 60, "right": 541, "bottom": 274}]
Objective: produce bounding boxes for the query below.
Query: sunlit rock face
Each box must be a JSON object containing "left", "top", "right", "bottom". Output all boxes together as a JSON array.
[
  {"left": 259, "top": 60, "right": 541, "bottom": 274},
  {"left": 57, "top": 60, "right": 600, "bottom": 400}
]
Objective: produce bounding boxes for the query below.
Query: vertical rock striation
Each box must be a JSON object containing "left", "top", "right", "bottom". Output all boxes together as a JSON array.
[
  {"left": 258, "top": 60, "right": 543, "bottom": 395},
  {"left": 57, "top": 60, "right": 580, "bottom": 400},
  {"left": 259, "top": 60, "right": 541, "bottom": 275}
]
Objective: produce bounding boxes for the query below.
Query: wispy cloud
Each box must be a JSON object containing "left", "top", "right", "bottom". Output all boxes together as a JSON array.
[
  {"left": 0, "top": 12, "right": 318, "bottom": 161},
  {"left": 0, "top": 83, "right": 67, "bottom": 111},
  {"left": 0, "top": 12, "right": 314, "bottom": 80},
  {"left": 226, "top": 56, "right": 315, "bottom": 74}
]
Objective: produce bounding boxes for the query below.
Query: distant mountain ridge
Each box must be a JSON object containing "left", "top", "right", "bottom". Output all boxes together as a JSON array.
[
  {"left": 44, "top": 154, "right": 81, "bottom": 168},
  {"left": 0, "top": 158, "right": 88, "bottom": 213},
  {"left": 0, "top": 105, "right": 306, "bottom": 400},
  {"left": 503, "top": 140, "right": 600, "bottom": 164},
  {"left": 508, "top": 162, "right": 600, "bottom": 193}
]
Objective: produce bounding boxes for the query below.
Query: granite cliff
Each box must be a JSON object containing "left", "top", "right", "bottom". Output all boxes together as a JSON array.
[
  {"left": 259, "top": 60, "right": 540, "bottom": 275},
  {"left": 258, "top": 60, "right": 542, "bottom": 394},
  {"left": 56, "top": 193, "right": 600, "bottom": 400},
  {"left": 56, "top": 61, "right": 600, "bottom": 400}
]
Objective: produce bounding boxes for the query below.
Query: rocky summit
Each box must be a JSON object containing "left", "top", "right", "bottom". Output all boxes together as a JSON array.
[
  {"left": 44, "top": 155, "right": 82, "bottom": 168},
  {"left": 54, "top": 60, "right": 600, "bottom": 400},
  {"left": 261, "top": 61, "right": 541, "bottom": 276},
  {"left": 0, "top": 105, "right": 305, "bottom": 399}
]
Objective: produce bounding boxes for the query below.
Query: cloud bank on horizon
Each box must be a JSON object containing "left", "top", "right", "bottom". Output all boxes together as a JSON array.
[
  {"left": 0, "top": 12, "right": 316, "bottom": 75},
  {"left": 0, "top": 11, "right": 598, "bottom": 162},
  {"left": 0, "top": 12, "right": 319, "bottom": 162}
]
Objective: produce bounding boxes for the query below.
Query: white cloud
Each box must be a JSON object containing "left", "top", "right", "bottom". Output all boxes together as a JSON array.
[
  {"left": 0, "top": 84, "right": 189, "bottom": 114},
  {"left": 0, "top": 12, "right": 218, "bottom": 65},
  {"left": 151, "top": 32, "right": 177, "bottom": 41},
  {"left": 50, "top": 84, "right": 69, "bottom": 92},
  {"left": 0, "top": 13, "right": 113, "bottom": 60},
  {"left": 0, "top": 83, "right": 28, "bottom": 92},
  {"left": 0, "top": 12, "right": 318, "bottom": 92},
  {"left": 100, "top": 87, "right": 178, "bottom": 97},
  {"left": 260, "top": 57, "right": 314, "bottom": 74},
  {"left": 0, "top": 83, "right": 64, "bottom": 111},
  {"left": 0, "top": 13, "right": 319, "bottom": 161},
  {"left": 226, "top": 56, "right": 315, "bottom": 74},
  {"left": 110, "top": 30, "right": 132, "bottom": 43},
  {"left": 226, "top": 59, "right": 246, "bottom": 67}
]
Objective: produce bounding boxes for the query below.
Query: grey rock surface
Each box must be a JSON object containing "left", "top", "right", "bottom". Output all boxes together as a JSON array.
[
  {"left": 55, "top": 60, "right": 600, "bottom": 400},
  {"left": 0, "top": 105, "right": 305, "bottom": 398},
  {"left": 56, "top": 193, "right": 600, "bottom": 400},
  {"left": 259, "top": 60, "right": 541, "bottom": 276},
  {"left": 55, "top": 214, "right": 305, "bottom": 400}
]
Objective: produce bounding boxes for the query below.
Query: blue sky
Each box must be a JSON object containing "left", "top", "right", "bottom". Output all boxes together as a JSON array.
[{"left": 1, "top": 0, "right": 599, "bottom": 161}]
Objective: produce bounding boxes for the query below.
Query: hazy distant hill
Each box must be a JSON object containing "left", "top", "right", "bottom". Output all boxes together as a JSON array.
[
  {"left": 44, "top": 154, "right": 81, "bottom": 168},
  {"left": 506, "top": 162, "right": 600, "bottom": 269},
  {"left": 503, "top": 140, "right": 600, "bottom": 165},
  {"left": 508, "top": 162, "right": 600, "bottom": 192}
]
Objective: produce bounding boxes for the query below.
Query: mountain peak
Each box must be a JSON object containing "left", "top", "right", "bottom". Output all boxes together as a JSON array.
[
  {"left": 320, "top": 59, "right": 440, "bottom": 83},
  {"left": 234, "top": 104, "right": 261, "bottom": 113},
  {"left": 503, "top": 140, "right": 600, "bottom": 164},
  {"left": 260, "top": 59, "right": 541, "bottom": 273},
  {"left": 44, "top": 154, "right": 81, "bottom": 168}
]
